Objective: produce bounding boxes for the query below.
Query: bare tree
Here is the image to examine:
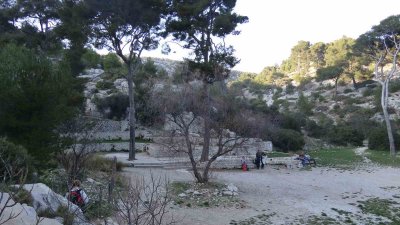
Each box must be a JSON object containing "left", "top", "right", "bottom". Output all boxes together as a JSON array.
[
  {"left": 153, "top": 85, "right": 249, "bottom": 183},
  {"left": 0, "top": 138, "right": 29, "bottom": 224},
  {"left": 113, "top": 173, "right": 174, "bottom": 225},
  {"left": 356, "top": 15, "right": 400, "bottom": 157},
  {"left": 57, "top": 116, "right": 101, "bottom": 182}
]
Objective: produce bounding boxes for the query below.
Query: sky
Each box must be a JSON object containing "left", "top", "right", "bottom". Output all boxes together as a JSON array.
[{"left": 142, "top": 0, "right": 400, "bottom": 73}]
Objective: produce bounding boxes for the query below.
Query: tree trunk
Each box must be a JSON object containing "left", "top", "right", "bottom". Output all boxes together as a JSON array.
[
  {"left": 381, "top": 80, "right": 396, "bottom": 157},
  {"left": 333, "top": 77, "right": 339, "bottom": 100},
  {"left": 184, "top": 130, "right": 204, "bottom": 182},
  {"left": 127, "top": 65, "right": 136, "bottom": 161},
  {"left": 351, "top": 76, "right": 358, "bottom": 90},
  {"left": 200, "top": 83, "right": 211, "bottom": 162}
]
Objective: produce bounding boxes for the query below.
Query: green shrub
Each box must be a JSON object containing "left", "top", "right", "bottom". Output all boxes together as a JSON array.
[
  {"left": 95, "top": 94, "right": 129, "bottom": 120},
  {"left": 368, "top": 126, "right": 400, "bottom": 151},
  {"left": 86, "top": 156, "right": 124, "bottom": 173},
  {"left": 347, "top": 113, "right": 377, "bottom": 138},
  {"left": 342, "top": 105, "right": 361, "bottom": 114},
  {"left": 102, "top": 53, "right": 122, "bottom": 71},
  {"left": 343, "top": 97, "right": 363, "bottom": 105},
  {"left": 334, "top": 95, "right": 348, "bottom": 101},
  {"left": 305, "top": 120, "right": 324, "bottom": 138},
  {"left": 95, "top": 80, "right": 114, "bottom": 90},
  {"left": 311, "top": 92, "right": 325, "bottom": 102},
  {"left": 0, "top": 45, "right": 81, "bottom": 165},
  {"left": 343, "top": 88, "right": 353, "bottom": 93},
  {"left": 327, "top": 124, "right": 364, "bottom": 146},
  {"left": 12, "top": 188, "right": 33, "bottom": 206},
  {"left": 285, "top": 83, "right": 295, "bottom": 94},
  {"left": 82, "top": 49, "right": 102, "bottom": 69},
  {"left": 270, "top": 129, "right": 305, "bottom": 152},
  {"left": 373, "top": 86, "right": 382, "bottom": 108},
  {"left": 358, "top": 80, "right": 377, "bottom": 88},
  {"left": 280, "top": 113, "right": 305, "bottom": 132},
  {"left": 85, "top": 201, "right": 113, "bottom": 220},
  {"left": 362, "top": 88, "right": 374, "bottom": 97},
  {"left": 297, "top": 92, "right": 313, "bottom": 115},
  {"left": 0, "top": 138, "right": 34, "bottom": 182},
  {"left": 389, "top": 79, "right": 400, "bottom": 93},
  {"left": 101, "top": 54, "right": 126, "bottom": 81},
  {"left": 39, "top": 169, "right": 68, "bottom": 195},
  {"left": 56, "top": 205, "right": 74, "bottom": 225},
  {"left": 273, "top": 99, "right": 289, "bottom": 110}
]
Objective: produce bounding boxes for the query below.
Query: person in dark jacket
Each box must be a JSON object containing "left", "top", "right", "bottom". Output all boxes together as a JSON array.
[{"left": 255, "top": 150, "right": 264, "bottom": 169}]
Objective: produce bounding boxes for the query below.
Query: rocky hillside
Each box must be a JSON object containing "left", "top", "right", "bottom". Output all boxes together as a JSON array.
[{"left": 77, "top": 57, "right": 400, "bottom": 152}]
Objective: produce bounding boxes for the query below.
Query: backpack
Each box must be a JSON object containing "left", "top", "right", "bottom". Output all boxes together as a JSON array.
[{"left": 69, "top": 189, "right": 84, "bottom": 207}]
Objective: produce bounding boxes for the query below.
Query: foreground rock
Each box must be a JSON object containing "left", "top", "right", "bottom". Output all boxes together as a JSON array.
[
  {"left": 0, "top": 193, "right": 62, "bottom": 225},
  {"left": 21, "top": 183, "right": 89, "bottom": 225}
]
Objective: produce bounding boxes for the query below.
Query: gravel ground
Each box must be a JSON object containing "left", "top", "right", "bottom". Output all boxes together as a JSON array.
[{"left": 122, "top": 165, "right": 400, "bottom": 225}]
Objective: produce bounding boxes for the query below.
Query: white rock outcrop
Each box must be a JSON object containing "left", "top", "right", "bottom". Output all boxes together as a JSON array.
[
  {"left": 114, "top": 78, "right": 129, "bottom": 94},
  {"left": 0, "top": 193, "right": 62, "bottom": 225},
  {"left": 21, "top": 183, "right": 87, "bottom": 224},
  {"left": 78, "top": 68, "right": 104, "bottom": 79}
]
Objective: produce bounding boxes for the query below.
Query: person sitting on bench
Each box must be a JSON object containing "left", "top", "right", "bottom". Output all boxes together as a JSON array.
[{"left": 296, "top": 152, "right": 310, "bottom": 166}]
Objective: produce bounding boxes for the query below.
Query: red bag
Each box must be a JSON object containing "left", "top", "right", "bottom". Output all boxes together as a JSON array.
[{"left": 242, "top": 163, "right": 247, "bottom": 171}]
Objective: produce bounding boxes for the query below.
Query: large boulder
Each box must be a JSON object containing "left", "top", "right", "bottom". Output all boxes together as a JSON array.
[
  {"left": 114, "top": 78, "right": 129, "bottom": 94},
  {"left": 78, "top": 68, "right": 104, "bottom": 79},
  {"left": 21, "top": 183, "right": 87, "bottom": 224},
  {"left": 22, "top": 183, "right": 77, "bottom": 213},
  {"left": 0, "top": 192, "right": 62, "bottom": 225}
]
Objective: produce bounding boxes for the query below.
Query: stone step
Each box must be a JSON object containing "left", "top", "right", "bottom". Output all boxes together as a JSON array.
[{"left": 125, "top": 161, "right": 192, "bottom": 169}]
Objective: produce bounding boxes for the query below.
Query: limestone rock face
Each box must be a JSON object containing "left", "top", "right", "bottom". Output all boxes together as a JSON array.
[
  {"left": 114, "top": 78, "right": 129, "bottom": 94},
  {"left": 21, "top": 183, "right": 86, "bottom": 224},
  {"left": 78, "top": 68, "right": 104, "bottom": 79},
  {"left": 0, "top": 192, "right": 62, "bottom": 225},
  {"left": 22, "top": 183, "right": 76, "bottom": 213}
]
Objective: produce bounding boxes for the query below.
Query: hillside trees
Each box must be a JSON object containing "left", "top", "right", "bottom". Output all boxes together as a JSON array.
[
  {"left": 56, "top": 0, "right": 94, "bottom": 75},
  {"left": 15, "top": 0, "right": 62, "bottom": 52},
  {"left": 166, "top": 0, "right": 248, "bottom": 161},
  {"left": 86, "top": 0, "right": 167, "bottom": 160},
  {"left": 254, "top": 66, "right": 285, "bottom": 86},
  {"left": 309, "top": 42, "right": 327, "bottom": 68},
  {"left": 281, "top": 41, "right": 311, "bottom": 75},
  {"left": 356, "top": 15, "right": 400, "bottom": 157},
  {"left": 316, "top": 65, "right": 344, "bottom": 99},
  {"left": 0, "top": 44, "right": 82, "bottom": 165},
  {"left": 316, "top": 37, "right": 355, "bottom": 98},
  {"left": 0, "top": 0, "right": 19, "bottom": 43}
]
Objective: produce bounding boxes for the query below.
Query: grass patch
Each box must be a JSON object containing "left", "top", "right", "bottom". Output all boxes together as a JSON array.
[
  {"left": 358, "top": 198, "right": 400, "bottom": 224},
  {"left": 170, "top": 181, "right": 241, "bottom": 208},
  {"left": 230, "top": 213, "right": 275, "bottom": 225},
  {"left": 297, "top": 215, "right": 338, "bottom": 225},
  {"left": 85, "top": 201, "right": 113, "bottom": 220},
  {"left": 170, "top": 181, "right": 191, "bottom": 194},
  {"left": 12, "top": 188, "right": 33, "bottom": 206},
  {"left": 366, "top": 150, "right": 400, "bottom": 167},
  {"left": 86, "top": 155, "right": 124, "bottom": 172},
  {"left": 308, "top": 148, "right": 363, "bottom": 168}
]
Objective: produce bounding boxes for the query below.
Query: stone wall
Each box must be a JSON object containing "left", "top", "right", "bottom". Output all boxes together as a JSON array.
[
  {"left": 197, "top": 155, "right": 300, "bottom": 169},
  {"left": 73, "top": 142, "right": 150, "bottom": 152}
]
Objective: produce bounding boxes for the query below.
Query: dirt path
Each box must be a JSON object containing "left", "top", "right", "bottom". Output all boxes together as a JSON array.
[
  {"left": 123, "top": 165, "right": 400, "bottom": 225},
  {"left": 354, "top": 146, "right": 371, "bottom": 163}
]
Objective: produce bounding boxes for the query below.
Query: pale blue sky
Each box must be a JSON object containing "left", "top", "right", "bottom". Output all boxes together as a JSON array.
[{"left": 143, "top": 0, "right": 400, "bottom": 73}]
